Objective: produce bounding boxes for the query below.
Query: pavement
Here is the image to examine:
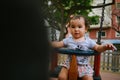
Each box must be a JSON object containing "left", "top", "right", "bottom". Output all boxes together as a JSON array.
[
  {"left": 101, "top": 71, "right": 120, "bottom": 80},
  {"left": 49, "top": 71, "right": 120, "bottom": 80}
]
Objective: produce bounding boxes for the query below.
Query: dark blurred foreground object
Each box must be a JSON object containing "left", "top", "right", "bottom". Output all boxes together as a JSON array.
[{"left": 0, "top": 0, "right": 50, "bottom": 80}]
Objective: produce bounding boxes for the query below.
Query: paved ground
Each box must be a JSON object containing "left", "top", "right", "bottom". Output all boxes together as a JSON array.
[
  {"left": 49, "top": 71, "right": 120, "bottom": 80},
  {"left": 101, "top": 71, "right": 120, "bottom": 80}
]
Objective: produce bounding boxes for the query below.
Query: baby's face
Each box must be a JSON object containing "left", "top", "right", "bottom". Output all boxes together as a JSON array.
[{"left": 69, "top": 17, "right": 87, "bottom": 39}]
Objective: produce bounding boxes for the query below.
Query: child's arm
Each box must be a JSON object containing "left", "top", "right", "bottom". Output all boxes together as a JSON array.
[
  {"left": 51, "top": 41, "right": 64, "bottom": 48},
  {"left": 93, "top": 43, "right": 117, "bottom": 53}
]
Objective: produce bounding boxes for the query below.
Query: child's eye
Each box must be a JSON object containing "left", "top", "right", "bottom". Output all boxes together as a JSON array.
[
  {"left": 71, "top": 26, "right": 75, "bottom": 28},
  {"left": 78, "top": 26, "right": 82, "bottom": 28}
]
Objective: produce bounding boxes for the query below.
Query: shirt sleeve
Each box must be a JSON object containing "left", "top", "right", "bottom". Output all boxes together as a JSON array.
[
  {"left": 62, "top": 37, "right": 69, "bottom": 46},
  {"left": 87, "top": 37, "right": 97, "bottom": 49}
]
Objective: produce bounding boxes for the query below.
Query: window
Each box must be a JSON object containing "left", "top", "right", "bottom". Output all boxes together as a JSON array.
[
  {"left": 116, "top": 32, "right": 120, "bottom": 37},
  {"left": 116, "top": 3, "right": 120, "bottom": 23},
  {"left": 115, "top": 16, "right": 119, "bottom": 24},
  {"left": 101, "top": 31, "right": 106, "bottom": 37},
  {"left": 116, "top": 3, "right": 120, "bottom": 9},
  {"left": 96, "top": 31, "right": 106, "bottom": 38}
]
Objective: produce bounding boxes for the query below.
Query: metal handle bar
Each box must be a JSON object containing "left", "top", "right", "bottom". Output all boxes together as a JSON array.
[{"left": 54, "top": 48, "right": 99, "bottom": 56}]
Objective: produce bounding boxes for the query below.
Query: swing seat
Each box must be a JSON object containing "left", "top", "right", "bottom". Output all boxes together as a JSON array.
[{"left": 50, "top": 48, "right": 99, "bottom": 80}]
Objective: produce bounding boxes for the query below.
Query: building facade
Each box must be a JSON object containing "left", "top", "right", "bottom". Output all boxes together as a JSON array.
[{"left": 89, "top": 0, "right": 120, "bottom": 45}]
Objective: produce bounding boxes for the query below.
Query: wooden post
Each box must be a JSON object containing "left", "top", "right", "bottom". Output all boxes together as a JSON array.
[{"left": 68, "top": 55, "right": 78, "bottom": 80}]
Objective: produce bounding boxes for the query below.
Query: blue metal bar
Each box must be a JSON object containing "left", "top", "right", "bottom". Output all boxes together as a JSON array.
[{"left": 54, "top": 48, "right": 99, "bottom": 56}]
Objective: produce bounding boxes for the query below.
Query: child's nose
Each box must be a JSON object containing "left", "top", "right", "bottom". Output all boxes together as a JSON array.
[{"left": 75, "top": 27, "right": 79, "bottom": 30}]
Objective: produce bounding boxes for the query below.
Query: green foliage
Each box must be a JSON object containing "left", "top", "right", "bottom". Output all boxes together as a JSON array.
[
  {"left": 89, "top": 15, "right": 99, "bottom": 25},
  {"left": 45, "top": 0, "right": 99, "bottom": 39},
  {"left": 46, "top": 0, "right": 94, "bottom": 25}
]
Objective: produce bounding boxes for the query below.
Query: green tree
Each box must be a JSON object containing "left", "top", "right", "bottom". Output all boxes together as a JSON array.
[{"left": 44, "top": 0, "right": 115, "bottom": 40}]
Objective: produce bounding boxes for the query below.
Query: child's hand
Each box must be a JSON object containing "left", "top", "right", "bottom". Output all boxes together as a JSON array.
[{"left": 104, "top": 44, "right": 117, "bottom": 51}]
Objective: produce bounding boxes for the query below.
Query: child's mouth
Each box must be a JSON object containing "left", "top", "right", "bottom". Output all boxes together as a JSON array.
[{"left": 75, "top": 33, "right": 79, "bottom": 35}]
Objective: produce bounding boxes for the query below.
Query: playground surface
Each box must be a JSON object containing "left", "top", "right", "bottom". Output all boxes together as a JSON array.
[
  {"left": 49, "top": 70, "right": 120, "bottom": 80},
  {"left": 101, "top": 71, "right": 120, "bottom": 80}
]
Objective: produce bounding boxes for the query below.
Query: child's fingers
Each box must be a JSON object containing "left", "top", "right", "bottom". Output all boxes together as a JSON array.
[
  {"left": 113, "top": 46, "right": 117, "bottom": 51},
  {"left": 106, "top": 44, "right": 117, "bottom": 51},
  {"left": 109, "top": 44, "right": 117, "bottom": 50}
]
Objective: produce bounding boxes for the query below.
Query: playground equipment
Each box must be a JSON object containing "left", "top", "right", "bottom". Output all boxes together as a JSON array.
[
  {"left": 50, "top": 48, "right": 100, "bottom": 80},
  {"left": 50, "top": 0, "right": 116, "bottom": 80},
  {"left": 53, "top": 48, "right": 99, "bottom": 80}
]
